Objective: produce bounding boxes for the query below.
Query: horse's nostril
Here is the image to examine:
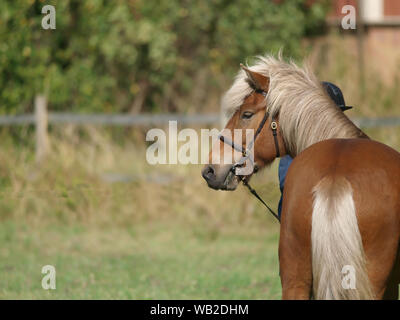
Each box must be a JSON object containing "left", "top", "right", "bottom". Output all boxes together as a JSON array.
[
  {"left": 202, "top": 165, "right": 215, "bottom": 182},
  {"left": 206, "top": 166, "right": 215, "bottom": 178}
]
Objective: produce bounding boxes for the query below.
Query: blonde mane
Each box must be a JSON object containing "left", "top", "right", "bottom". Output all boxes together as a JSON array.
[{"left": 221, "top": 54, "right": 365, "bottom": 156}]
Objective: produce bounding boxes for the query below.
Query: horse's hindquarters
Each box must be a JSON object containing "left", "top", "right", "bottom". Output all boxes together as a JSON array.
[{"left": 279, "top": 138, "right": 400, "bottom": 300}]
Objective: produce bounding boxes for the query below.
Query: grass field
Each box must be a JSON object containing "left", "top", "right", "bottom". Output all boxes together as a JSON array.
[
  {"left": 0, "top": 128, "right": 284, "bottom": 299},
  {"left": 0, "top": 123, "right": 399, "bottom": 300},
  {"left": 0, "top": 220, "right": 281, "bottom": 299}
]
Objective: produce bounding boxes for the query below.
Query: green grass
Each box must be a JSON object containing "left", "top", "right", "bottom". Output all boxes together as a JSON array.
[{"left": 0, "top": 219, "right": 281, "bottom": 299}]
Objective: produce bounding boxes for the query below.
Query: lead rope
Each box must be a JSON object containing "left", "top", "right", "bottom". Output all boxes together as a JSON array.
[
  {"left": 242, "top": 180, "right": 280, "bottom": 223},
  {"left": 220, "top": 89, "right": 281, "bottom": 223}
]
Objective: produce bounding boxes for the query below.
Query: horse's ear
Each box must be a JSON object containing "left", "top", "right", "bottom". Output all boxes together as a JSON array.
[{"left": 240, "top": 63, "right": 270, "bottom": 91}]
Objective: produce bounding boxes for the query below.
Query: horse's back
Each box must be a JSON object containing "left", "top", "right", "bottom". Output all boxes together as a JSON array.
[{"left": 293, "top": 138, "right": 400, "bottom": 183}]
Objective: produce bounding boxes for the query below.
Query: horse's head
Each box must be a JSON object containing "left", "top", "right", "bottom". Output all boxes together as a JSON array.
[{"left": 202, "top": 65, "right": 286, "bottom": 190}]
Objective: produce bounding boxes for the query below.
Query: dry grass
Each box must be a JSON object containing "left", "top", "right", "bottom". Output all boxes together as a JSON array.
[{"left": 0, "top": 126, "right": 281, "bottom": 228}]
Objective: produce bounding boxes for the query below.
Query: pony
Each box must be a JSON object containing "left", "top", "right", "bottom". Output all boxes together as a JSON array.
[{"left": 201, "top": 54, "right": 400, "bottom": 299}]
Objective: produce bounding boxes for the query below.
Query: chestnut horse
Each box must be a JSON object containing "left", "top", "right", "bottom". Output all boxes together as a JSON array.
[{"left": 201, "top": 55, "right": 400, "bottom": 299}]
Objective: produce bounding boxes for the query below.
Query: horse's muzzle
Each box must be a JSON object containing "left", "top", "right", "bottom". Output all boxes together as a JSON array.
[{"left": 201, "top": 164, "right": 239, "bottom": 190}]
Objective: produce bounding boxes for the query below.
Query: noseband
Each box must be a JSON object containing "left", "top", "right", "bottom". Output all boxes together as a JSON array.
[{"left": 218, "top": 89, "right": 281, "bottom": 222}]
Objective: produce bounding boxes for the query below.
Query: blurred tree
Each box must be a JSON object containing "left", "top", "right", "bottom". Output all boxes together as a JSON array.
[{"left": 0, "top": 0, "right": 329, "bottom": 114}]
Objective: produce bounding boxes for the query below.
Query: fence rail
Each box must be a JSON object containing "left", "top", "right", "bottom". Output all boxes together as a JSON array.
[
  {"left": 352, "top": 117, "right": 400, "bottom": 128},
  {"left": 3, "top": 94, "right": 400, "bottom": 163},
  {"left": 1, "top": 112, "right": 400, "bottom": 128},
  {"left": 0, "top": 113, "right": 221, "bottom": 126}
]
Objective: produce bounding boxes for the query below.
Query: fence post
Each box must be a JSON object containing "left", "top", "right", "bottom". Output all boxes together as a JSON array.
[
  {"left": 35, "top": 94, "right": 49, "bottom": 162},
  {"left": 356, "top": 0, "right": 366, "bottom": 98}
]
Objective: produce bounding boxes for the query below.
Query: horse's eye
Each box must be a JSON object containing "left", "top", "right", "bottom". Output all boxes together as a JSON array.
[{"left": 241, "top": 111, "right": 254, "bottom": 120}]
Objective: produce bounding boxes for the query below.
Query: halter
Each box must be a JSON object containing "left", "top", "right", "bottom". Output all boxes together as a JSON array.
[{"left": 218, "top": 89, "right": 281, "bottom": 222}]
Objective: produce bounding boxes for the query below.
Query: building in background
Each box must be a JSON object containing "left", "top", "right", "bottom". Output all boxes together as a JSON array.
[
  {"left": 327, "top": 0, "right": 400, "bottom": 82},
  {"left": 329, "top": 0, "right": 400, "bottom": 25}
]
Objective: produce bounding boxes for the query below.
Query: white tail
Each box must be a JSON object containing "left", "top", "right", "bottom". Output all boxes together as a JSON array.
[{"left": 311, "top": 176, "right": 374, "bottom": 299}]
